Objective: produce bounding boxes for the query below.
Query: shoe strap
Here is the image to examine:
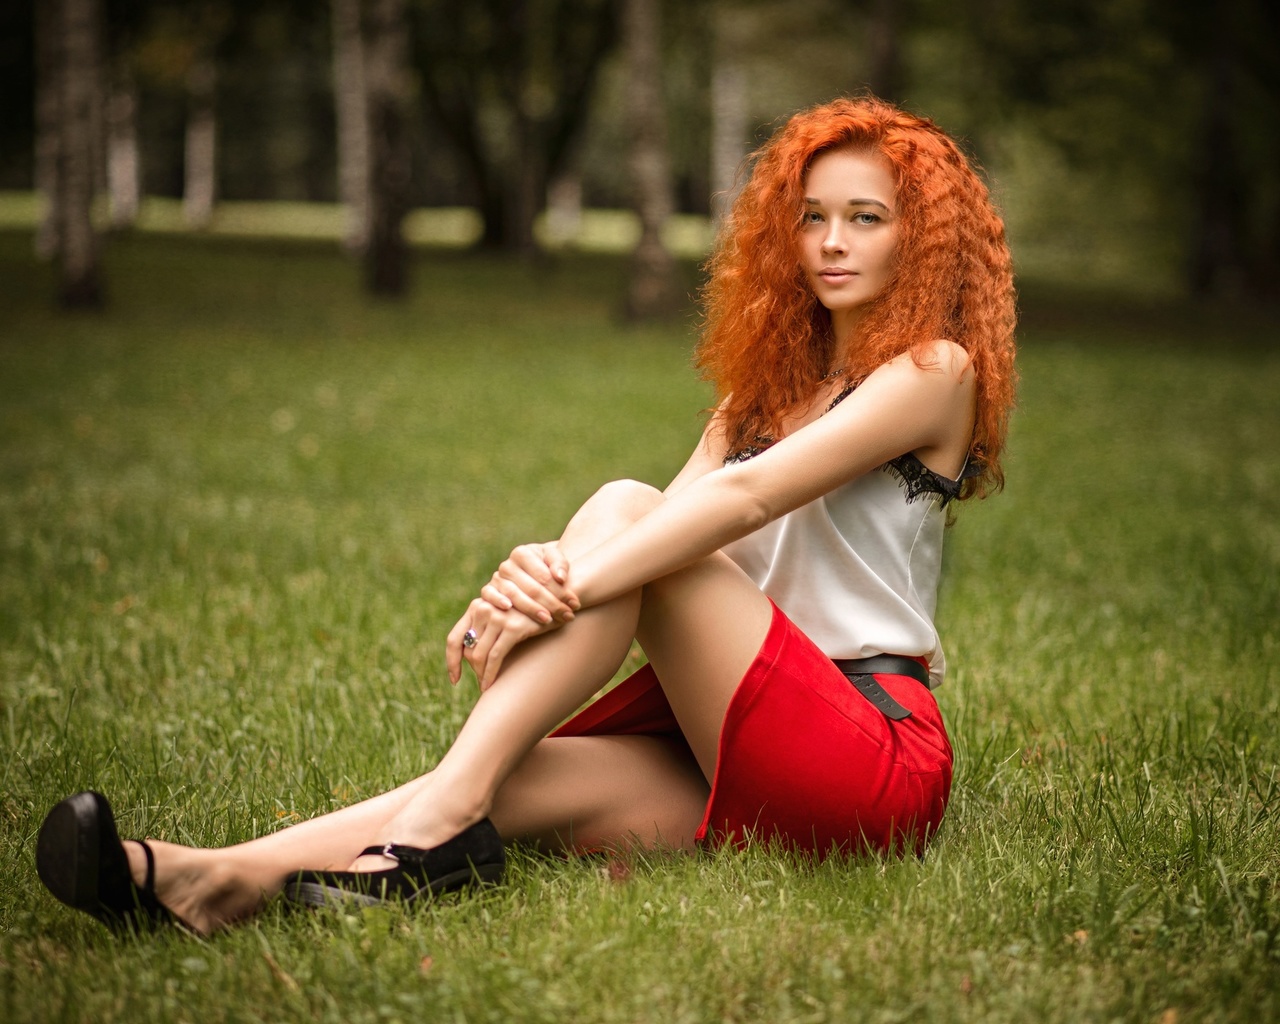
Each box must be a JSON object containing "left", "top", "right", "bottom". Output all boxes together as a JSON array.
[{"left": 138, "top": 840, "right": 158, "bottom": 892}]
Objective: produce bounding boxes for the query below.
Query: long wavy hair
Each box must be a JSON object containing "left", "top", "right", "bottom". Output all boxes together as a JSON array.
[{"left": 697, "top": 96, "right": 1017, "bottom": 497}]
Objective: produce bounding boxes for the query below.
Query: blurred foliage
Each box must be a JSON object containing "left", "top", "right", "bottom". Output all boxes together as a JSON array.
[{"left": 2, "top": 0, "right": 1277, "bottom": 296}]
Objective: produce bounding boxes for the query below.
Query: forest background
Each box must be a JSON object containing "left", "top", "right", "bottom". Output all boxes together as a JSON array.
[{"left": 4, "top": 0, "right": 1279, "bottom": 309}]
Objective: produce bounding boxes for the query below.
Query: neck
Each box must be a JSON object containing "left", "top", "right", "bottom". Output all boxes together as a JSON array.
[{"left": 829, "top": 307, "right": 867, "bottom": 354}]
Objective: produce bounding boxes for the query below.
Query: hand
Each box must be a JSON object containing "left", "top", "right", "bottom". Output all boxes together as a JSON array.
[
  {"left": 446, "top": 597, "right": 560, "bottom": 691},
  {"left": 480, "top": 542, "right": 580, "bottom": 627}
]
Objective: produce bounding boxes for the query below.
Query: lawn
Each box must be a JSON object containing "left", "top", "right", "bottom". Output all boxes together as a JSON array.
[{"left": 1, "top": 231, "right": 1278, "bottom": 1023}]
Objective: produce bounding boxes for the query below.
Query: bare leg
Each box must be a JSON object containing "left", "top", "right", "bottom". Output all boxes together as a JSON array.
[
  {"left": 125, "top": 733, "right": 709, "bottom": 933},
  {"left": 365, "top": 480, "right": 771, "bottom": 855},
  {"left": 128, "top": 480, "right": 772, "bottom": 932}
]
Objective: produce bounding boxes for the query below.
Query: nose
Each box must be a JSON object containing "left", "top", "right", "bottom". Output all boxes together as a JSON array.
[{"left": 821, "top": 222, "right": 847, "bottom": 256}]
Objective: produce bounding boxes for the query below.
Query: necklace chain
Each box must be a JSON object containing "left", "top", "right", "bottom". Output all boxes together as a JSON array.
[{"left": 819, "top": 366, "right": 847, "bottom": 382}]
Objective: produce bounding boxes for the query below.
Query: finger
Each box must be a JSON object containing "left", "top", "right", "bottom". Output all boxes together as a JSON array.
[
  {"left": 484, "top": 580, "right": 551, "bottom": 623},
  {"left": 508, "top": 545, "right": 557, "bottom": 585},
  {"left": 445, "top": 617, "right": 471, "bottom": 685},
  {"left": 498, "top": 559, "right": 574, "bottom": 620},
  {"left": 481, "top": 577, "right": 515, "bottom": 612},
  {"left": 455, "top": 599, "right": 496, "bottom": 681},
  {"left": 464, "top": 613, "right": 503, "bottom": 686},
  {"left": 544, "top": 543, "right": 572, "bottom": 588},
  {"left": 479, "top": 613, "right": 540, "bottom": 690},
  {"left": 537, "top": 543, "right": 579, "bottom": 609}
]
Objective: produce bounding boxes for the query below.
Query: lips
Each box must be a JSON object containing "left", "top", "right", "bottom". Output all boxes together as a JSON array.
[{"left": 818, "top": 268, "right": 856, "bottom": 281}]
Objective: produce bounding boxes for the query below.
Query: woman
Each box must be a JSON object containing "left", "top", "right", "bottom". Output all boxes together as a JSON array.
[{"left": 36, "top": 96, "right": 1016, "bottom": 935}]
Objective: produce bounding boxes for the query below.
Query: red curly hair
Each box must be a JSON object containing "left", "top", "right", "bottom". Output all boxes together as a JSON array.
[{"left": 697, "top": 96, "right": 1017, "bottom": 497}]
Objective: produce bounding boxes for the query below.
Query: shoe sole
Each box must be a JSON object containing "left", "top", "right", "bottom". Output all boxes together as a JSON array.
[
  {"left": 282, "top": 862, "right": 505, "bottom": 909},
  {"left": 36, "top": 793, "right": 104, "bottom": 917}
]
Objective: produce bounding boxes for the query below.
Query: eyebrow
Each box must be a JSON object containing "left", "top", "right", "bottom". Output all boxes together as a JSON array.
[{"left": 804, "top": 197, "right": 893, "bottom": 212}]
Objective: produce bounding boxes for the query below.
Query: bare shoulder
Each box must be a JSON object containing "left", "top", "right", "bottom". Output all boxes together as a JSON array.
[
  {"left": 908, "top": 338, "right": 973, "bottom": 379},
  {"left": 876, "top": 339, "right": 974, "bottom": 392}
]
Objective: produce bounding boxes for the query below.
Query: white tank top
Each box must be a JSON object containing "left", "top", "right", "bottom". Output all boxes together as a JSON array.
[{"left": 721, "top": 454, "right": 967, "bottom": 688}]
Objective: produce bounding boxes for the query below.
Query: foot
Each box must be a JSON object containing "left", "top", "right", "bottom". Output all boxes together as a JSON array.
[
  {"left": 122, "top": 840, "right": 263, "bottom": 935},
  {"left": 347, "top": 786, "right": 488, "bottom": 873},
  {"left": 282, "top": 819, "right": 506, "bottom": 909}
]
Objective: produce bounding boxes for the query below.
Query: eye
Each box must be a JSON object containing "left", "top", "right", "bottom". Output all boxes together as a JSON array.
[
  {"left": 852, "top": 211, "right": 880, "bottom": 225},
  {"left": 803, "top": 210, "right": 824, "bottom": 225}
]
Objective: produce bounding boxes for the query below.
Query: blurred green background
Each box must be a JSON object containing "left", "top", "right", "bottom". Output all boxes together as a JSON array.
[{"left": 4, "top": 0, "right": 1279, "bottom": 303}]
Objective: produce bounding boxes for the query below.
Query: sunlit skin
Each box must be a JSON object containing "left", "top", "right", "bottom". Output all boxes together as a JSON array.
[
  {"left": 75, "top": 103, "right": 1002, "bottom": 936},
  {"left": 800, "top": 148, "right": 900, "bottom": 345}
]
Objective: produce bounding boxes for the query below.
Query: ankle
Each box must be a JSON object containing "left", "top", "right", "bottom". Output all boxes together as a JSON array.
[{"left": 381, "top": 780, "right": 491, "bottom": 850}]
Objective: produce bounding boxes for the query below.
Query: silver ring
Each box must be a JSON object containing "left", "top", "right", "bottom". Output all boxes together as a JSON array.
[{"left": 462, "top": 628, "right": 478, "bottom": 649}]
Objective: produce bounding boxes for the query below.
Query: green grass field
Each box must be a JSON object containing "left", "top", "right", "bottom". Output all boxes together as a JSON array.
[{"left": 1, "top": 231, "right": 1278, "bottom": 1022}]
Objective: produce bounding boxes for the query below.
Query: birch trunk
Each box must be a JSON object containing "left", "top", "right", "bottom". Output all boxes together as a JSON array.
[
  {"left": 332, "top": 0, "right": 370, "bottom": 252},
  {"left": 183, "top": 56, "right": 217, "bottom": 229},
  {"left": 107, "top": 67, "right": 140, "bottom": 229},
  {"left": 55, "top": 0, "right": 105, "bottom": 307},
  {"left": 34, "top": 0, "right": 61, "bottom": 259},
  {"left": 710, "top": 8, "right": 749, "bottom": 226},
  {"left": 363, "top": 0, "right": 410, "bottom": 295},
  {"left": 623, "top": 0, "right": 680, "bottom": 319}
]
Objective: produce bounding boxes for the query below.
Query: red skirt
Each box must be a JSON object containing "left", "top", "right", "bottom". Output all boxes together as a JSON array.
[{"left": 553, "top": 601, "right": 953, "bottom": 857}]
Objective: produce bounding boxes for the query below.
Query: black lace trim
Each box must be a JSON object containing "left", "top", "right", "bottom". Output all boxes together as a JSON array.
[
  {"left": 883, "top": 452, "right": 981, "bottom": 506},
  {"left": 723, "top": 380, "right": 979, "bottom": 506}
]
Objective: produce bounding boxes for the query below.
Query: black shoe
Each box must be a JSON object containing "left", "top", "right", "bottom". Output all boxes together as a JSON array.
[
  {"left": 36, "top": 791, "right": 189, "bottom": 934},
  {"left": 282, "top": 818, "right": 506, "bottom": 909}
]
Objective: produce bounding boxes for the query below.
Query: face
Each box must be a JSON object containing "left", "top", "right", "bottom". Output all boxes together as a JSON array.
[{"left": 800, "top": 147, "right": 899, "bottom": 339}]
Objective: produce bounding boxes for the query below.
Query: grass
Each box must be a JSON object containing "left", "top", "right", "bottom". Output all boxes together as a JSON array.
[
  {"left": 0, "top": 192, "right": 718, "bottom": 257},
  {"left": 1, "top": 231, "right": 1278, "bottom": 1022}
]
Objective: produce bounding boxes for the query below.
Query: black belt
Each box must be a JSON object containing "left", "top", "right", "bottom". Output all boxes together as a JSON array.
[{"left": 832, "top": 655, "right": 930, "bottom": 721}]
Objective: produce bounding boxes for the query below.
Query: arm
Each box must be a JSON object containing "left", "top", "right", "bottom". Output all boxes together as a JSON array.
[
  {"left": 453, "top": 341, "right": 972, "bottom": 685},
  {"left": 479, "top": 404, "right": 729, "bottom": 618},
  {"left": 570, "top": 341, "right": 975, "bottom": 608},
  {"left": 663, "top": 407, "right": 731, "bottom": 497}
]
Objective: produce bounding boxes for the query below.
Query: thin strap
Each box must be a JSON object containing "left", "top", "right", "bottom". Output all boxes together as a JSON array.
[{"left": 138, "top": 840, "right": 157, "bottom": 891}]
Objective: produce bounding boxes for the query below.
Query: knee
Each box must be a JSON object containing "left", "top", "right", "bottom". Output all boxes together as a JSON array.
[
  {"left": 586, "top": 479, "right": 663, "bottom": 523},
  {"left": 561, "top": 479, "right": 664, "bottom": 556}
]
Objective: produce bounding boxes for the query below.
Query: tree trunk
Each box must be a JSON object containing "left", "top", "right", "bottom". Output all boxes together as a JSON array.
[
  {"left": 332, "top": 0, "right": 370, "bottom": 253},
  {"left": 865, "top": 0, "right": 904, "bottom": 102},
  {"left": 1187, "top": 23, "right": 1244, "bottom": 296},
  {"left": 107, "top": 65, "right": 140, "bottom": 229},
  {"left": 55, "top": 0, "right": 105, "bottom": 308},
  {"left": 623, "top": 0, "right": 680, "bottom": 320},
  {"left": 544, "top": 169, "right": 583, "bottom": 246},
  {"left": 34, "top": 0, "right": 62, "bottom": 260},
  {"left": 507, "top": 114, "right": 543, "bottom": 256},
  {"left": 183, "top": 55, "right": 217, "bottom": 229},
  {"left": 363, "top": 0, "right": 411, "bottom": 295},
  {"left": 710, "top": 8, "right": 750, "bottom": 226}
]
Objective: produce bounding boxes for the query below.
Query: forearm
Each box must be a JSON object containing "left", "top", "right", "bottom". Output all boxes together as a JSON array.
[{"left": 569, "top": 470, "right": 766, "bottom": 608}]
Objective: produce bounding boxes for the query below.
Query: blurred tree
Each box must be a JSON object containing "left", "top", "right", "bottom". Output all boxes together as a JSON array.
[
  {"left": 33, "top": 0, "right": 61, "bottom": 259},
  {"left": 709, "top": 3, "right": 750, "bottom": 224},
  {"left": 106, "top": 63, "right": 140, "bottom": 227},
  {"left": 623, "top": 0, "right": 680, "bottom": 319},
  {"left": 331, "top": 0, "right": 370, "bottom": 252},
  {"left": 364, "top": 0, "right": 412, "bottom": 294},
  {"left": 411, "top": 0, "right": 618, "bottom": 254},
  {"left": 934, "top": 0, "right": 1280, "bottom": 298},
  {"left": 181, "top": 4, "right": 231, "bottom": 227},
  {"left": 862, "top": 0, "right": 905, "bottom": 102},
  {"left": 37, "top": 0, "right": 106, "bottom": 307}
]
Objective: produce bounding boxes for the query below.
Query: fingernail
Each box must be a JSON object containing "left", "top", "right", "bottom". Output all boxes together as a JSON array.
[{"left": 538, "top": 611, "right": 551, "bottom": 623}]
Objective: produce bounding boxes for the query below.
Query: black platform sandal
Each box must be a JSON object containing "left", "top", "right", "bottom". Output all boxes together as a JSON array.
[
  {"left": 283, "top": 818, "right": 506, "bottom": 908},
  {"left": 36, "top": 791, "right": 190, "bottom": 933}
]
